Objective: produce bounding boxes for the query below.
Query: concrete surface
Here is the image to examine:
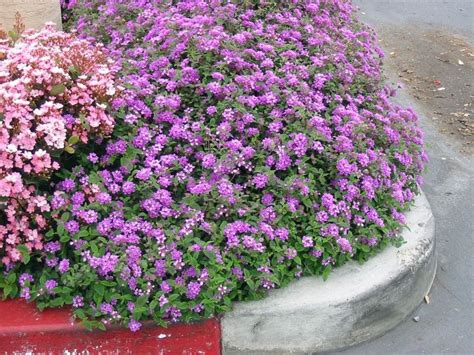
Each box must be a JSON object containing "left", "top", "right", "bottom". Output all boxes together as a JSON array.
[
  {"left": 334, "top": 1, "right": 474, "bottom": 353},
  {"left": 0, "top": 0, "right": 62, "bottom": 31},
  {"left": 356, "top": 1, "right": 474, "bottom": 155},
  {"left": 222, "top": 193, "right": 436, "bottom": 354}
]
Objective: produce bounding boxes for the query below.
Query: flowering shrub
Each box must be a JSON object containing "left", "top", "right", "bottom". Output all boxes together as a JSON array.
[
  {"left": 2, "top": 1, "right": 426, "bottom": 331},
  {"left": 0, "top": 22, "right": 118, "bottom": 267}
]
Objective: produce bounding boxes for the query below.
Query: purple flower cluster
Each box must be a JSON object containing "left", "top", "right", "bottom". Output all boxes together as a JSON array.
[{"left": 19, "top": 0, "right": 426, "bottom": 331}]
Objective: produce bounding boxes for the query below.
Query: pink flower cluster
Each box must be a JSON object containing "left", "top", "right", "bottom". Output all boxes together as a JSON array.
[{"left": 0, "top": 24, "right": 118, "bottom": 266}]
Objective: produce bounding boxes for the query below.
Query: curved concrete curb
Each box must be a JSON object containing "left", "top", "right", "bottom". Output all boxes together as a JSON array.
[{"left": 222, "top": 192, "right": 436, "bottom": 354}]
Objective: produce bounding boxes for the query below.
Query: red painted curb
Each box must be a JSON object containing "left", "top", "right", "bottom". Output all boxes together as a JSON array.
[{"left": 0, "top": 299, "right": 221, "bottom": 354}]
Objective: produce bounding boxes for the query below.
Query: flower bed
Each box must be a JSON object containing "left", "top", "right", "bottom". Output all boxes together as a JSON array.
[
  {"left": 1, "top": 1, "right": 426, "bottom": 332},
  {"left": 0, "top": 19, "right": 117, "bottom": 266}
]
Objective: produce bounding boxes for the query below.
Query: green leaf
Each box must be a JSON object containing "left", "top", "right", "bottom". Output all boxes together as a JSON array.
[
  {"left": 17, "top": 245, "right": 30, "bottom": 264},
  {"left": 100, "top": 281, "right": 116, "bottom": 287},
  {"left": 90, "top": 243, "right": 99, "bottom": 255},
  {"left": 22, "top": 253, "right": 30, "bottom": 264},
  {"left": 51, "top": 297, "right": 65, "bottom": 307},
  {"left": 93, "top": 284, "right": 105, "bottom": 297},
  {"left": 81, "top": 319, "right": 94, "bottom": 330},
  {"left": 7, "top": 272, "right": 16, "bottom": 284},
  {"left": 322, "top": 265, "right": 332, "bottom": 281},
  {"left": 68, "top": 135, "right": 80, "bottom": 145},
  {"left": 50, "top": 84, "right": 66, "bottom": 96},
  {"left": 57, "top": 224, "right": 65, "bottom": 236},
  {"left": 68, "top": 66, "right": 80, "bottom": 76},
  {"left": 77, "top": 230, "right": 90, "bottom": 238},
  {"left": 75, "top": 309, "right": 86, "bottom": 319},
  {"left": 8, "top": 30, "right": 19, "bottom": 42},
  {"left": 136, "top": 295, "right": 148, "bottom": 307},
  {"left": 2, "top": 285, "right": 12, "bottom": 299},
  {"left": 149, "top": 300, "right": 158, "bottom": 311}
]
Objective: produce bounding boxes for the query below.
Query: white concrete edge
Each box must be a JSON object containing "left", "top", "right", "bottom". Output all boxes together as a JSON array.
[{"left": 222, "top": 192, "right": 436, "bottom": 354}]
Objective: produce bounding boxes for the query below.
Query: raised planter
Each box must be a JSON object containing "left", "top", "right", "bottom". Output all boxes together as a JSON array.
[
  {"left": 0, "top": 192, "right": 434, "bottom": 354},
  {"left": 222, "top": 192, "right": 436, "bottom": 354},
  {"left": 0, "top": 299, "right": 221, "bottom": 354}
]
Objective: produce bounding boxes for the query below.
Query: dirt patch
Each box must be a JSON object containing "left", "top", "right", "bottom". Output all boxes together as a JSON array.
[{"left": 377, "top": 25, "right": 474, "bottom": 155}]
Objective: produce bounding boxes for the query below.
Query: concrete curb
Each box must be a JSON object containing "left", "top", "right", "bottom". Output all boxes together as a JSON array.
[{"left": 222, "top": 192, "right": 436, "bottom": 354}]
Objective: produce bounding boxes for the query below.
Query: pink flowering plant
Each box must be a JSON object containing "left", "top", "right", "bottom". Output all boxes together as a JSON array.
[
  {"left": 2, "top": 1, "right": 426, "bottom": 331},
  {"left": 0, "top": 22, "right": 118, "bottom": 268}
]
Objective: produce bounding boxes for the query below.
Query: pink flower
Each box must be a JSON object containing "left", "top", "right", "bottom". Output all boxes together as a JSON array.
[{"left": 0, "top": 24, "right": 119, "bottom": 266}]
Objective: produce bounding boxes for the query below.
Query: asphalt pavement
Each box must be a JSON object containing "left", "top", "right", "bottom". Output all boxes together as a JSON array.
[{"left": 326, "top": 1, "right": 474, "bottom": 354}]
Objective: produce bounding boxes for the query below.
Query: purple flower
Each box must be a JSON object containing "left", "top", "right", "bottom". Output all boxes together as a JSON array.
[
  {"left": 275, "top": 228, "right": 289, "bottom": 241},
  {"left": 316, "top": 211, "right": 329, "bottom": 223},
  {"left": 100, "top": 303, "right": 114, "bottom": 314},
  {"left": 336, "top": 159, "right": 357, "bottom": 176},
  {"left": 73, "top": 296, "right": 84, "bottom": 308},
  {"left": 63, "top": 114, "right": 75, "bottom": 127},
  {"left": 189, "top": 182, "right": 211, "bottom": 195},
  {"left": 88, "top": 153, "right": 99, "bottom": 163},
  {"left": 260, "top": 207, "right": 276, "bottom": 222},
  {"left": 44, "top": 241, "right": 61, "bottom": 253},
  {"left": 202, "top": 154, "right": 217, "bottom": 169},
  {"left": 126, "top": 246, "right": 142, "bottom": 264},
  {"left": 71, "top": 192, "right": 85, "bottom": 206},
  {"left": 357, "top": 153, "right": 370, "bottom": 167},
  {"left": 186, "top": 282, "right": 201, "bottom": 300},
  {"left": 165, "top": 307, "right": 182, "bottom": 322},
  {"left": 65, "top": 220, "right": 80, "bottom": 234},
  {"left": 86, "top": 252, "right": 119, "bottom": 276},
  {"left": 45, "top": 280, "right": 58, "bottom": 291},
  {"left": 80, "top": 210, "right": 99, "bottom": 224},
  {"left": 159, "top": 295, "right": 168, "bottom": 307},
  {"left": 253, "top": 174, "right": 268, "bottom": 189},
  {"left": 217, "top": 181, "right": 233, "bottom": 197},
  {"left": 20, "top": 287, "right": 31, "bottom": 300},
  {"left": 46, "top": 257, "right": 59, "bottom": 267},
  {"left": 206, "top": 106, "right": 217, "bottom": 115},
  {"left": 19, "top": 273, "right": 33, "bottom": 287},
  {"left": 59, "top": 179, "right": 75, "bottom": 192},
  {"left": 59, "top": 259, "right": 70, "bottom": 273},
  {"left": 276, "top": 152, "right": 291, "bottom": 170},
  {"left": 161, "top": 281, "right": 172, "bottom": 293},
  {"left": 261, "top": 193, "right": 274, "bottom": 205},
  {"left": 302, "top": 236, "right": 313, "bottom": 248},
  {"left": 51, "top": 195, "right": 66, "bottom": 210},
  {"left": 122, "top": 181, "right": 136, "bottom": 195},
  {"left": 136, "top": 168, "right": 151, "bottom": 181},
  {"left": 128, "top": 319, "right": 142, "bottom": 332},
  {"left": 337, "top": 238, "right": 353, "bottom": 254},
  {"left": 96, "top": 192, "right": 112, "bottom": 204},
  {"left": 286, "top": 248, "right": 297, "bottom": 260}
]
